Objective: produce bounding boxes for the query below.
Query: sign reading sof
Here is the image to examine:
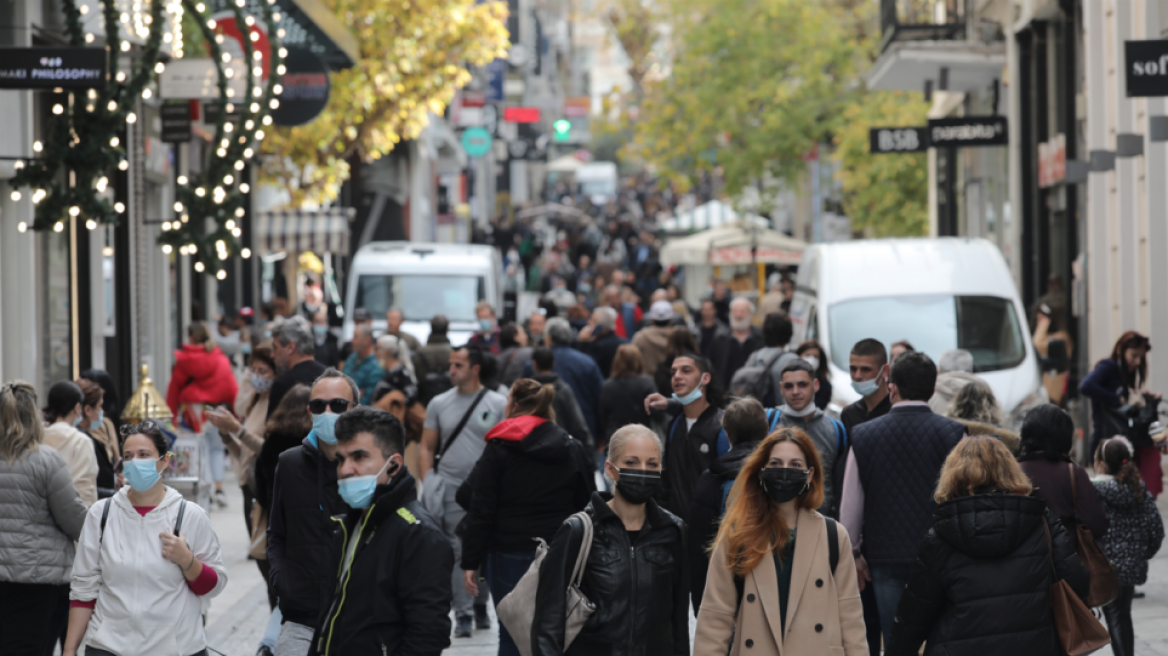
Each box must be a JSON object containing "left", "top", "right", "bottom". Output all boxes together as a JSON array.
[
  {"left": 0, "top": 47, "right": 107, "bottom": 89},
  {"left": 1125, "top": 40, "right": 1168, "bottom": 97}
]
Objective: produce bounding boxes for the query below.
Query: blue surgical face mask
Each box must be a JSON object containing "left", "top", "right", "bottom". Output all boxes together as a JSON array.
[
  {"left": 91, "top": 410, "right": 104, "bottom": 431},
  {"left": 72, "top": 414, "right": 83, "bottom": 428},
  {"left": 313, "top": 325, "right": 329, "bottom": 336},
  {"left": 124, "top": 457, "right": 163, "bottom": 492},
  {"left": 851, "top": 377, "right": 879, "bottom": 398},
  {"left": 338, "top": 458, "right": 397, "bottom": 510},
  {"left": 672, "top": 386, "right": 703, "bottom": 406},
  {"left": 241, "top": 342, "right": 253, "bottom": 356},
  {"left": 312, "top": 412, "right": 339, "bottom": 445},
  {"left": 478, "top": 319, "right": 494, "bottom": 332}
]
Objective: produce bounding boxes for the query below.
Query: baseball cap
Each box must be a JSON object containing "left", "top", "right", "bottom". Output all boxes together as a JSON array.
[
  {"left": 648, "top": 300, "right": 675, "bottom": 322},
  {"left": 353, "top": 307, "right": 373, "bottom": 322}
]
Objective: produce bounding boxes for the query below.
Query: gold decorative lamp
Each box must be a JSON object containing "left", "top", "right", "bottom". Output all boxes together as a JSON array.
[{"left": 122, "top": 364, "right": 172, "bottom": 425}]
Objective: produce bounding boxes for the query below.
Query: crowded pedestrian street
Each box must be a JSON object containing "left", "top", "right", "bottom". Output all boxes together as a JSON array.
[{"left": 9, "top": 2, "right": 1168, "bottom": 656}]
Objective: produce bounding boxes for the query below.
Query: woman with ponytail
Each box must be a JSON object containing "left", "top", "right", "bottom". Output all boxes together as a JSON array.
[
  {"left": 460, "top": 378, "right": 595, "bottom": 656},
  {"left": 1093, "top": 437, "right": 1165, "bottom": 656}
]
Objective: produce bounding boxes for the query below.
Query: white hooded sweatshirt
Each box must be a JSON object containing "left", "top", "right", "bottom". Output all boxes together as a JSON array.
[{"left": 70, "top": 486, "right": 228, "bottom": 656}]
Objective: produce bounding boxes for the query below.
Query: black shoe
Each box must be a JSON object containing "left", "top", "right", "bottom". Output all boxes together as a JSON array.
[
  {"left": 454, "top": 614, "right": 473, "bottom": 638},
  {"left": 256, "top": 647, "right": 274, "bottom": 656},
  {"left": 475, "top": 603, "right": 491, "bottom": 630},
  {"left": 1133, "top": 590, "right": 1146, "bottom": 599}
]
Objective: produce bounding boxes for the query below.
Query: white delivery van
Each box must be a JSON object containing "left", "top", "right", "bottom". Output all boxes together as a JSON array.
[
  {"left": 788, "top": 238, "right": 1045, "bottom": 425},
  {"left": 343, "top": 242, "right": 503, "bottom": 346},
  {"left": 576, "top": 162, "right": 619, "bottom": 205}
]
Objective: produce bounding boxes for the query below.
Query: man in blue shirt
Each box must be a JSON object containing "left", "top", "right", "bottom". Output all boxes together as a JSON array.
[{"left": 343, "top": 324, "right": 384, "bottom": 405}]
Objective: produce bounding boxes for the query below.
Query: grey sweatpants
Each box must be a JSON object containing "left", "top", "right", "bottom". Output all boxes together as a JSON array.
[
  {"left": 440, "top": 480, "right": 490, "bottom": 616},
  {"left": 274, "top": 620, "right": 314, "bottom": 656}
]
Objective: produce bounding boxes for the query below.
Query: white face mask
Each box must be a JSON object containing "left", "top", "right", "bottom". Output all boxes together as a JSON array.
[{"left": 802, "top": 355, "right": 820, "bottom": 371}]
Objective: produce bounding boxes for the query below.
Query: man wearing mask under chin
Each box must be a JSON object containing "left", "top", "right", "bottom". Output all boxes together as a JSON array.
[
  {"left": 267, "top": 368, "right": 358, "bottom": 656},
  {"left": 311, "top": 408, "right": 454, "bottom": 656},
  {"left": 468, "top": 301, "right": 502, "bottom": 355},
  {"left": 645, "top": 353, "right": 728, "bottom": 516}
]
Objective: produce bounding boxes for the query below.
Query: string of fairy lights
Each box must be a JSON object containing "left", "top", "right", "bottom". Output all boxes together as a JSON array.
[{"left": 8, "top": 0, "right": 283, "bottom": 279}]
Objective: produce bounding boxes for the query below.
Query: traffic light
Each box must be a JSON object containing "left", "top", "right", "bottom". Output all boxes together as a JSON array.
[{"left": 553, "top": 119, "right": 571, "bottom": 141}]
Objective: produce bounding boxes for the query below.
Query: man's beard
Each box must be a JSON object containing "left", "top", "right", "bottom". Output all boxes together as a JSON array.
[{"left": 730, "top": 318, "right": 751, "bottom": 331}]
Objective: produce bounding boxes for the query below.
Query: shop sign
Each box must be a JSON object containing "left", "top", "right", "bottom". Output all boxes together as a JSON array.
[
  {"left": 270, "top": 48, "right": 330, "bottom": 127},
  {"left": 462, "top": 127, "right": 493, "bottom": 158},
  {"left": 927, "top": 116, "right": 1008, "bottom": 147},
  {"left": 710, "top": 246, "right": 802, "bottom": 266},
  {"left": 1125, "top": 40, "right": 1168, "bottom": 97},
  {"left": 1038, "top": 133, "right": 1066, "bottom": 187},
  {"left": 485, "top": 59, "right": 506, "bottom": 102},
  {"left": 504, "top": 107, "right": 541, "bottom": 123},
  {"left": 202, "top": 101, "right": 240, "bottom": 123},
  {"left": 564, "top": 96, "right": 590, "bottom": 118},
  {"left": 160, "top": 58, "right": 246, "bottom": 99},
  {"left": 160, "top": 101, "right": 192, "bottom": 143},
  {"left": 868, "top": 126, "right": 928, "bottom": 153},
  {"left": 0, "top": 47, "right": 106, "bottom": 89}
]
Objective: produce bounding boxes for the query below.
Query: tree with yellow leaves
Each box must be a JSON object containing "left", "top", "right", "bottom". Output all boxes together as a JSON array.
[{"left": 259, "top": 0, "right": 509, "bottom": 205}]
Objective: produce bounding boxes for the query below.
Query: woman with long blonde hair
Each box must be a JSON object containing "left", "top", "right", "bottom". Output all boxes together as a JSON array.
[
  {"left": 886, "top": 436, "right": 1089, "bottom": 656},
  {"left": 695, "top": 427, "right": 867, "bottom": 656}
]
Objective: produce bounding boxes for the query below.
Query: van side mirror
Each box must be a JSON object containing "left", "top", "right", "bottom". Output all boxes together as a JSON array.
[{"left": 1044, "top": 338, "right": 1069, "bottom": 374}]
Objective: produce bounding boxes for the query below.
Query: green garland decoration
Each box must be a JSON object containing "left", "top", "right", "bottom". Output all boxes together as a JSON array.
[
  {"left": 11, "top": 0, "right": 166, "bottom": 231},
  {"left": 158, "top": 0, "right": 282, "bottom": 277}
]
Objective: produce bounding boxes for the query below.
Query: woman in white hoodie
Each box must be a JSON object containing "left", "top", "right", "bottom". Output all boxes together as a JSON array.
[{"left": 63, "top": 422, "right": 228, "bottom": 656}]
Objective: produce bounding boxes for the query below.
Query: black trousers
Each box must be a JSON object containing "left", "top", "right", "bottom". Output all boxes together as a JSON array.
[
  {"left": 0, "top": 581, "right": 70, "bottom": 656},
  {"left": 87, "top": 649, "right": 207, "bottom": 656},
  {"left": 1103, "top": 584, "right": 1136, "bottom": 656},
  {"left": 861, "top": 580, "right": 881, "bottom": 654}
]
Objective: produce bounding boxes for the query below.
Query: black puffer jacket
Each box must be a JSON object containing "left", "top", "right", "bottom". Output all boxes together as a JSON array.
[
  {"left": 1093, "top": 478, "right": 1164, "bottom": 585},
  {"left": 685, "top": 439, "right": 759, "bottom": 610},
  {"left": 533, "top": 492, "right": 689, "bottom": 656},
  {"left": 309, "top": 469, "right": 453, "bottom": 656},
  {"left": 459, "top": 417, "right": 595, "bottom": 570},
  {"left": 888, "top": 494, "right": 1090, "bottom": 656}
]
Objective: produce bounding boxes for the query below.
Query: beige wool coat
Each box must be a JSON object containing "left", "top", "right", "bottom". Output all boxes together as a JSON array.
[{"left": 694, "top": 509, "right": 868, "bottom": 656}]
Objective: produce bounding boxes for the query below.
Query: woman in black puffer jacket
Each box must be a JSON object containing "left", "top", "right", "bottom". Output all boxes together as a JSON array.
[{"left": 888, "top": 436, "right": 1090, "bottom": 656}]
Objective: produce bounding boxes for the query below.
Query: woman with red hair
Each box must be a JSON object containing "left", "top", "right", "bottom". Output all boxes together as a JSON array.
[{"left": 694, "top": 427, "right": 867, "bottom": 656}]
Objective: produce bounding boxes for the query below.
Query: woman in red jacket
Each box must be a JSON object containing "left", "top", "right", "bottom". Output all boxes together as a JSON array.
[{"left": 166, "top": 321, "right": 239, "bottom": 506}]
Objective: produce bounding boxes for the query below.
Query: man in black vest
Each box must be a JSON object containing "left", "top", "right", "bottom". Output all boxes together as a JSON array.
[
  {"left": 840, "top": 351, "right": 964, "bottom": 646},
  {"left": 267, "top": 368, "right": 358, "bottom": 656}
]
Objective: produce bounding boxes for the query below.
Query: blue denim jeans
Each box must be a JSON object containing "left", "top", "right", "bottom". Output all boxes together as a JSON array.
[
  {"left": 869, "top": 564, "right": 914, "bottom": 645},
  {"left": 487, "top": 550, "right": 537, "bottom": 656},
  {"left": 260, "top": 604, "right": 283, "bottom": 650}
]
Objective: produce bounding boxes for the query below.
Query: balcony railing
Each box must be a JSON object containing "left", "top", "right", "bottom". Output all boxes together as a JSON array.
[{"left": 880, "top": 0, "right": 966, "bottom": 52}]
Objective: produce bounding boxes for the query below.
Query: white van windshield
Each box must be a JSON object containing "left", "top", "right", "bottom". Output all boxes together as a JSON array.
[
  {"left": 355, "top": 274, "right": 486, "bottom": 323},
  {"left": 828, "top": 294, "right": 1026, "bottom": 373}
]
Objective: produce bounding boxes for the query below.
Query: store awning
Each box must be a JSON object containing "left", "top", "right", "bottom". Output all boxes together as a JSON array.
[
  {"left": 255, "top": 207, "right": 355, "bottom": 254},
  {"left": 866, "top": 40, "right": 1005, "bottom": 92},
  {"left": 269, "top": 0, "right": 360, "bottom": 70},
  {"left": 660, "top": 200, "right": 771, "bottom": 233},
  {"left": 660, "top": 221, "right": 806, "bottom": 266}
]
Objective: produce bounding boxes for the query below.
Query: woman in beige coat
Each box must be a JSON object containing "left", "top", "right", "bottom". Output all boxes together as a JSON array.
[{"left": 695, "top": 427, "right": 868, "bottom": 656}]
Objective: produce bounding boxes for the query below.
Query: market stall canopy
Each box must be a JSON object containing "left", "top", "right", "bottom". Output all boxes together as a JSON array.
[
  {"left": 266, "top": 0, "right": 360, "bottom": 69},
  {"left": 660, "top": 221, "right": 806, "bottom": 266},
  {"left": 660, "top": 199, "right": 771, "bottom": 233},
  {"left": 547, "top": 155, "right": 585, "bottom": 173},
  {"left": 255, "top": 207, "right": 355, "bottom": 254},
  {"left": 516, "top": 203, "right": 589, "bottom": 222}
]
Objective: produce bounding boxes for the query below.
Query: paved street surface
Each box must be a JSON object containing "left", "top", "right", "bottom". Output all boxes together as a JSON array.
[{"left": 199, "top": 483, "right": 1168, "bottom": 656}]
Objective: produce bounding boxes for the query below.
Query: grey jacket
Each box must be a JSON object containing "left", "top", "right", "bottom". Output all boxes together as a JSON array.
[{"left": 0, "top": 444, "right": 88, "bottom": 584}]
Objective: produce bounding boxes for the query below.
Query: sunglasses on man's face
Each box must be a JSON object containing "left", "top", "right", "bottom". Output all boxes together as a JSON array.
[{"left": 309, "top": 398, "right": 355, "bottom": 415}]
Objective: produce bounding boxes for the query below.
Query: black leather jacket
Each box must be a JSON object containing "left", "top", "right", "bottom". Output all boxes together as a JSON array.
[{"left": 532, "top": 492, "right": 689, "bottom": 656}]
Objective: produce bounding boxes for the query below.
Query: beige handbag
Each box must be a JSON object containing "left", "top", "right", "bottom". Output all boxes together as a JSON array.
[{"left": 497, "top": 511, "right": 596, "bottom": 656}]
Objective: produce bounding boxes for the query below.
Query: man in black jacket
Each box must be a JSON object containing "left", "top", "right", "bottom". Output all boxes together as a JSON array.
[
  {"left": 268, "top": 368, "right": 358, "bottom": 655},
  {"left": 695, "top": 299, "right": 733, "bottom": 389},
  {"left": 645, "top": 353, "right": 728, "bottom": 517},
  {"left": 575, "top": 306, "right": 626, "bottom": 378},
  {"left": 310, "top": 407, "right": 453, "bottom": 656},
  {"left": 531, "top": 347, "right": 594, "bottom": 452},
  {"left": 686, "top": 397, "right": 768, "bottom": 611}
]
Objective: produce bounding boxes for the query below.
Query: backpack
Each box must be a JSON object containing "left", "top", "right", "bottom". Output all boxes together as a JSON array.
[{"left": 729, "top": 350, "right": 794, "bottom": 407}]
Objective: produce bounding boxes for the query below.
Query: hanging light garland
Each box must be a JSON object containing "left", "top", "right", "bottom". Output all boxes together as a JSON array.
[
  {"left": 158, "top": 0, "right": 282, "bottom": 277},
  {"left": 10, "top": 0, "right": 168, "bottom": 231}
]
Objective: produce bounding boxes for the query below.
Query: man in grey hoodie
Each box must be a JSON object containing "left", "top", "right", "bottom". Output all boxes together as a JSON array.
[{"left": 769, "top": 359, "right": 848, "bottom": 517}]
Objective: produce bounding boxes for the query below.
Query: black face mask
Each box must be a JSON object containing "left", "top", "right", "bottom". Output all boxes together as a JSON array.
[
  {"left": 759, "top": 467, "right": 809, "bottom": 504},
  {"left": 615, "top": 468, "right": 662, "bottom": 505}
]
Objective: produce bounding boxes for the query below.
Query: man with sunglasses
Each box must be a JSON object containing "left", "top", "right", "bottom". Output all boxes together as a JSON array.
[
  {"left": 766, "top": 360, "right": 848, "bottom": 518},
  {"left": 267, "top": 368, "right": 359, "bottom": 656}
]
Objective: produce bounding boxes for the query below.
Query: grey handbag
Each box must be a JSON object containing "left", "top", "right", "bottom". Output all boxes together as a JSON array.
[{"left": 497, "top": 511, "right": 597, "bottom": 656}]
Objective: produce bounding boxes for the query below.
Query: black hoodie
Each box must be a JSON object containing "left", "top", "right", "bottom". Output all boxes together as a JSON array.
[
  {"left": 685, "top": 439, "right": 760, "bottom": 611},
  {"left": 459, "top": 417, "right": 596, "bottom": 570},
  {"left": 888, "top": 494, "right": 1090, "bottom": 656}
]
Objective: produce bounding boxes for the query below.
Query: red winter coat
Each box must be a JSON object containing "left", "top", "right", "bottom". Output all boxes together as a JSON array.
[{"left": 166, "top": 344, "right": 239, "bottom": 432}]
